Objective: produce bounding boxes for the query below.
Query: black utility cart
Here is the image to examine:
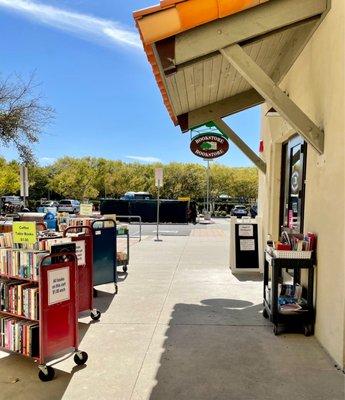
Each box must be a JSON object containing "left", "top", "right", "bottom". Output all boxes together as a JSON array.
[{"left": 263, "top": 249, "right": 315, "bottom": 336}]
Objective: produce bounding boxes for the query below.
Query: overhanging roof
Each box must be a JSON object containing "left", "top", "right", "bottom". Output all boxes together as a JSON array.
[{"left": 134, "top": 0, "right": 328, "bottom": 133}]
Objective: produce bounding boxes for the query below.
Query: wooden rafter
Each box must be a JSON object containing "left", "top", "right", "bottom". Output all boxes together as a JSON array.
[
  {"left": 174, "top": 0, "right": 327, "bottom": 66},
  {"left": 221, "top": 44, "right": 324, "bottom": 153},
  {"left": 213, "top": 118, "right": 267, "bottom": 174}
]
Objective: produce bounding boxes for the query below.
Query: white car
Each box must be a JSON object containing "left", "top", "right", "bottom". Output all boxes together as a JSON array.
[{"left": 58, "top": 199, "right": 80, "bottom": 213}]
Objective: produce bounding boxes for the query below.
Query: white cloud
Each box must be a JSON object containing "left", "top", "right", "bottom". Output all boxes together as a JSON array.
[
  {"left": 126, "top": 156, "right": 162, "bottom": 163},
  {"left": 0, "top": 0, "right": 141, "bottom": 49},
  {"left": 39, "top": 156, "right": 56, "bottom": 165}
]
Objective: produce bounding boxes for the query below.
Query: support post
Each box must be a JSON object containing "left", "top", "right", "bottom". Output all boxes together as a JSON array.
[
  {"left": 155, "top": 185, "right": 162, "bottom": 242},
  {"left": 213, "top": 118, "right": 267, "bottom": 174},
  {"left": 220, "top": 44, "right": 324, "bottom": 154},
  {"left": 206, "top": 160, "right": 210, "bottom": 214}
]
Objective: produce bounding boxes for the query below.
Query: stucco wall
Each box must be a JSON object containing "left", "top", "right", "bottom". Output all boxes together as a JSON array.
[{"left": 258, "top": 0, "right": 345, "bottom": 366}]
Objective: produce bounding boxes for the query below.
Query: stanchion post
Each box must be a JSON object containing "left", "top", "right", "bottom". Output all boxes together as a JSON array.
[{"left": 154, "top": 168, "right": 163, "bottom": 242}]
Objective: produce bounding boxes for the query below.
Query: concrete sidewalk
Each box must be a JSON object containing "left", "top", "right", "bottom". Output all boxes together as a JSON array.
[{"left": 0, "top": 221, "right": 344, "bottom": 400}]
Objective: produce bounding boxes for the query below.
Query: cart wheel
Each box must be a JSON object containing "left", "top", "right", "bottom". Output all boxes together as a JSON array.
[
  {"left": 304, "top": 324, "right": 313, "bottom": 337},
  {"left": 38, "top": 366, "right": 55, "bottom": 382},
  {"left": 115, "top": 284, "right": 118, "bottom": 295},
  {"left": 122, "top": 265, "right": 128, "bottom": 273},
  {"left": 262, "top": 308, "right": 269, "bottom": 319},
  {"left": 90, "top": 309, "right": 101, "bottom": 321},
  {"left": 273, "top": 325, "right": 279, "bottom": 336},
  {"left": 74, "top": 351, "right": 88, "bottom": 366}
]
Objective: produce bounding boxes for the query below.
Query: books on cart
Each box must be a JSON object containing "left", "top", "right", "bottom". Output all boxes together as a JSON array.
[
  {"left": 0, "top": 279, "right": 39, "bottom": 319},
  {"left": 0, "top": 316, "right": 39, "bottom": 357},
  {"left": 0, "top": 250, "right": 48, "bottom": 280},
  {"left": 0, "top": 232, "right": 13, "bottom": 248},
  {"left": 266, "top": 231, "right": 317, "bottom": 259},
  {"left": 278, "top": 283, "right": 308, "bottom": 314}
]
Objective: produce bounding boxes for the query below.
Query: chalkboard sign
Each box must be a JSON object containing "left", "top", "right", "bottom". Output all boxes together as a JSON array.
[{"left": 234, "top": 224, "right": 259, "bottom": 269}]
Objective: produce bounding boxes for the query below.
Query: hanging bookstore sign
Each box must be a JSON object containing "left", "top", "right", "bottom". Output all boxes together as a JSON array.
[
  {"left": 13, "top": 221, "right": 37, "bottom": 244},
  {"left": 48, "top": 267, "right": 70, "bottom": 305},
  {"left": 190, "top": 132, "right": 229, "bottom": 159}
]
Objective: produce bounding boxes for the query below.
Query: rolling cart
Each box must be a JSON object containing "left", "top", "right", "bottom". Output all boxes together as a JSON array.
[
  {"left": 0, "top": 252, "right": 88, "bottom": 381},
  {"left": 263, "top": 249, "right": 315, "bottom": 336},
  {"left": 116, "top": 225, "right": 130, "bottom": 273},
  {"left": 64, "top": 225, "right": 101, "bottom": 321},
  {"left": 91, "top": 219, "right": 118, "bottom": 294}
]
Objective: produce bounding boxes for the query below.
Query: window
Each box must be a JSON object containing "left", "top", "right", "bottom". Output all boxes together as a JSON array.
[{"left": 280, "top": 136, "right": 307, "bottom": 234}]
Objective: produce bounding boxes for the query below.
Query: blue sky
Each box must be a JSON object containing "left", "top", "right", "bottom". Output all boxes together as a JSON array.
[{"left": 0, "top": 0, "right": 260, "bottom": 167}]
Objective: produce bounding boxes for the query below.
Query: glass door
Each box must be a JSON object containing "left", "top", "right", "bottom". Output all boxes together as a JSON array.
[{"left": 280, "top": 136, "right": 307, "bottom": 234}]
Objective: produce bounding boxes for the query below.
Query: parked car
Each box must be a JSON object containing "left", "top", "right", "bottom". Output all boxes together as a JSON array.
[
  {"left": 120, "top": 192, "right": 153, "bottom": 200},
  {"left": 58, "top": 199, "right": 80, "bottom": 213},
  {"left": 230, "top": 205, "right": 248, "bottom": 218},
  {"left": 41, "top": 200, "right": 59, "bottom": 208}
]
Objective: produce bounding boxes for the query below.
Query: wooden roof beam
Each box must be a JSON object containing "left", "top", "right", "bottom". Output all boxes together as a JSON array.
[
  {"left": 213, "top": 118, "right": 267, "bottom": 174},
  {"left": 186, "top": 89, "right": 264, "bottom": 131},
  {"left": 174, "top": 0, "right": 327, "bottom": 66},
  {"left": 221, "top": 44, "right": 324, "bottom": 154}
]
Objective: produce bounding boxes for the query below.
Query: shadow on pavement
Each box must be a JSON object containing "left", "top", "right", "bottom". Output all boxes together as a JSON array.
[
  {"left": 147, "top": 298, "right": 344, "bottom": 400},
  {"left": 93, "top": 289, "right": 116, "bottom": 314},
  {"left": 233, "top": 272, "right": 263, "bottom": 282}
]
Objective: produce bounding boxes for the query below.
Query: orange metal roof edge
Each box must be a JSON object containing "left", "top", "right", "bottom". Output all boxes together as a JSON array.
[
  {"left": 133, "top": 0, "right": 269, "bottom": 126},
  {"left": 144, "top": 43, "right": 178, "bottom": 125}
]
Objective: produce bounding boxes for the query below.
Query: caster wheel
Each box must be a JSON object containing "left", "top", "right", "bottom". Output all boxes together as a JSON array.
[
  {"left": 262, "top": 308, "right": 269, "bottom": 319},
  {"left": 74, "top": 351, "right": 88, "bottom": 366},
  {"left": 38, "top": 366, "right": 55, "bottom": 382},
  {"left": 90, "top": 309, "right": 101, "bottom": 321},
  {"left": 122, "top": 266, "right": 128, "bottom": 273},
  {"left": 115, "top": 284, "right": 118, "bottom": 295},
  {"left": 273, "top": 325, "right": 279, "bottom": 336}
]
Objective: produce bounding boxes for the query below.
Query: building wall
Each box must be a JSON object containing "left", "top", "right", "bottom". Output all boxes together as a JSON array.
[{"left": 258, "top": 0, "right": 345, "bottom": 366}]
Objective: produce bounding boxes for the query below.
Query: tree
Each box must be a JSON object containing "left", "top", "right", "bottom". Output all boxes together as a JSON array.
[
  {"left": 0, "top": 75, "right": 54, "bottom": 163},
  {"left": 210, "top": 164, "right": 235, "bottom": 198},
  {"left": 231, "top": 167, "right": 258, "bottom": 200},
  {"left": 28, "top": 165, "right": 51, "bottom": 200},
  {"left": 49, "top": 157, "right": 99, "bottom": 199},
  {"left": 0, "top": 158, "right": 20, "bottom": 195},
  {"left": 161, "top": 163, "right": 205, "bottom": 199}
]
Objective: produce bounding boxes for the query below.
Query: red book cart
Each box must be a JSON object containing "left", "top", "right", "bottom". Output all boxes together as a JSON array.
[
  {"left": 64, "top": 225, "right": 100, "bottom": 321},
  {"left": 0, "top": 252, "right": 88, "bottom": 381}
]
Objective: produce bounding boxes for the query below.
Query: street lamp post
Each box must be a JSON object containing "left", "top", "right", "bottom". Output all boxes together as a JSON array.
[
  {"left": 206, "top": 159, "right": 210, "bottom": 214},
  {"left": 204, "top": 159, "right": 213, "bottom": 220}
]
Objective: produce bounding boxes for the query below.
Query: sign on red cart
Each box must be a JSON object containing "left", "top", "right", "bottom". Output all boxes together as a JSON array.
[{"left": 47, "top": 267, "right": 70, "bottom": 305}]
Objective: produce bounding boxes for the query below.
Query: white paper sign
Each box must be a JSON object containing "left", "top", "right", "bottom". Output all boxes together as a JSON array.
[
  {"left": 75, "top": 240, "right": 86, "bottom": 266},
  {"left": 80, "top": 203, "right": 93, "bottom": 216},
  {"left": 240, "top": 239, "right": 255, "bottom": 252},
  {"left": 155, "top": 168, "right": 163, "bottom": 187},
  {"left": 238, "top": 224, "right": 254, "bottom": 237},
  {"left": 48, "top": 267, "right": 70, "bottom": 305}
]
